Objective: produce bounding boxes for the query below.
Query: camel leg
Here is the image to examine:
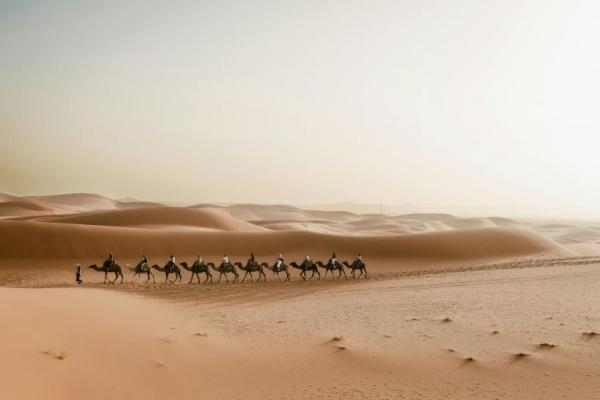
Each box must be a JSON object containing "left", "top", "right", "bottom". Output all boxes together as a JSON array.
[
  {"left": 188, "top": 274, "right": 193, "bottom": 284},
  {"left": 241, "top": 271, "right": 248, "bottom": 283},
  {"left": 315, "top": 269, "right": 321, "bottom": 280},
  {"left": 260, "top": 270, "right": 267, "bottom": 282},
  {"left": 300, "top": 270, "right": 306, "bottom": 280},
  {"left": 285, "top": 270, "right": 290, "bottom": 281},
  {"left": 363, "top": 268, "right": 368, "bottom": 279}
]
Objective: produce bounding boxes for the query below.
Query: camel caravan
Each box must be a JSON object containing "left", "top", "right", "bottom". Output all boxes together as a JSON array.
[{"left": 82, "top": 252, "right": 367, "bottom": 284}]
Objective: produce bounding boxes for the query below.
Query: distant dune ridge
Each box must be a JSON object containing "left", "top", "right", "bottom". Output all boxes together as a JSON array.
[{"left": 0, "top": 192, "right": 594, "bottom": 271}]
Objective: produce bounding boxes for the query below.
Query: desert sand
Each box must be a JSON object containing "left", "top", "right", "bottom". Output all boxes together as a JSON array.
[{"left": 1, "top": 193, "right": 599, "bottom": 399}]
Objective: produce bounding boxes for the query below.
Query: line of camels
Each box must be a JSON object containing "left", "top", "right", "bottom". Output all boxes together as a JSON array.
[{"left": 87, "top": 256, "right": 367, "bottom": 284}]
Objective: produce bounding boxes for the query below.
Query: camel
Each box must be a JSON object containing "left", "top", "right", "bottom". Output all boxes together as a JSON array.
[
  {"left": 236, "top": 260, "right": 268, "bottom": 283},
  {"left": 290, "top": 260, "right": 321, "bottom": 280},
  {"left": 128, "top": 262, "right": 155, "bottom": 283},
  {"left": 88, "top": 263, "right": 124, "bottom": 284},
  {"left": 263, "top": 261, "right": 291, "bottom": 281},
  {"left": 180, "top": 261, "right": 214, "bottom": 284},
  {"left": 210, "top": 262, "right": 240, "bottom": 283},
  {"left": 315, "top": 260, "right": 347, "bottom": 279},
  {"left": 151, "top": 262, "right": 182, "bottom": 283},
  {"left": 343, "top": 260, "right": 368, "bottom": 279}
]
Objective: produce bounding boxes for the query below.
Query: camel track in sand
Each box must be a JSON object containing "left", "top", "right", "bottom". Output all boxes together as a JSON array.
[{"left": 7, "top": 255, "right": 600, "bottom": 305}]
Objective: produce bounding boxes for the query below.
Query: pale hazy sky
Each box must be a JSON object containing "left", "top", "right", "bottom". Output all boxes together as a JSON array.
[{"left": 1, "top": 0, "right": 599, "bottom": 217}]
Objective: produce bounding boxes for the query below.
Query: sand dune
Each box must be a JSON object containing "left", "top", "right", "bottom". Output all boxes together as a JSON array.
[
  {"left": 25, "top": 193, "right": 121, "bottom": 213},
  {"left": 0, "top": 218, "right": 565, "bottom": 266},
  {"left": 41, "top": 206, "right": 266, "bottom": 232},
  {"left": 1, "top": 192, "right": 599, "bottom": 399},
  {"left": 0, "top": 200, "right": 53, "bottom": 218},
  {"left": 0, "top": 192, "right": 20, "bottom": 202},
  {"left": 0, "top": 192, "right": 577, "bottom": 272}
]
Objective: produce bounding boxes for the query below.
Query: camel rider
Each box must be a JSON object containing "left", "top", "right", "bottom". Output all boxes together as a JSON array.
[
  {"left": 330, "top": 252, "right": 338, "bottom": 267},
  {"left": 197, "top": 256, "right": 203, "bottom": 265},
  {"left": 354, "top": 253, "right": 363, "bottom": 265},
  {"left": 223, "top": 255, "right": 230, "bottom": 266},
  {"left": 168, "top": 255, "right": 176, "bottom": 268},
  {"left": 103, "top": 252, "right": 114, "bottom": 271},
  {"left": 140, "top": 255, "right": 149, "bottom": 268},
  {"left": 303, "top": 253, "right": 311, "bottom": 266},
  {"left": 249, "top": 252, "right": 256, "bottom": 267},
  {"left": 276, "top": 253, "right": 284, "bottom": 271}
]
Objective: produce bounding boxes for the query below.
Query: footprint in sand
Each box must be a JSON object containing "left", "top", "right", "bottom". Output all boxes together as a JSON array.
[
  {"left": 537, "top": 343, "right": 557, "bottom": 350},
  {"left": 511, "top": 352, "right": 530, "bottom": 361},
  {"left": 41, "top": 350, "right": 67, "bottom": 361},
  {"left": 582, "top": 331, "right": 599, "bottom": 339}
]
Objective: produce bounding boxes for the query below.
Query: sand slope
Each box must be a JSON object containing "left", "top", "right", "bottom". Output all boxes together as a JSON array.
[
  {"left": 0, "top": 192, "right": 591, "bottom": 274},
  {"left": 0, "top": 218, "right": 566, "bottom": 264},
  {"left": 2, "top": 263, "right": 600, "bottom": 399},
  {"left": 41, "top": 206, "right": 267, "bottom": 232}
]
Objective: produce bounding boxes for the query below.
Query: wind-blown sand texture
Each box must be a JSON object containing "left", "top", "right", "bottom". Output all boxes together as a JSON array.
[{"left": 1, "top": 193, "right": 599, "bottom": 399}]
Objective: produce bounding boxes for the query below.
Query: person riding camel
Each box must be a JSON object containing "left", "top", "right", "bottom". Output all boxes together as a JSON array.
[
  {"left": 223, "top": 254, "right": 230, "bottom": 267},
  {"left": 248, "top": 252, "right": 256, "bottom": 267},
  {"left": 275, "top": 253, "right": 284, "bottom": 271},
  {"left": 303, "top": 253, "right": 311, "bottom": 267},
  {"left": 354, "top": 253, "right": 363, "bottom": 265},
  {"left": 139, "top": 254, "right": 149, "bottom": 269},
  {"left": 168, "top": 255, "right": 176, "bottom": 270},
  {"left": 103, "top": 252, "right": 115, "bottom": 271},
  {"left": 196, "top": 255, "right": 204, "bottom": 265},
  {"left": 330, "top": 252, "right": 339, "bottom": 267}
]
